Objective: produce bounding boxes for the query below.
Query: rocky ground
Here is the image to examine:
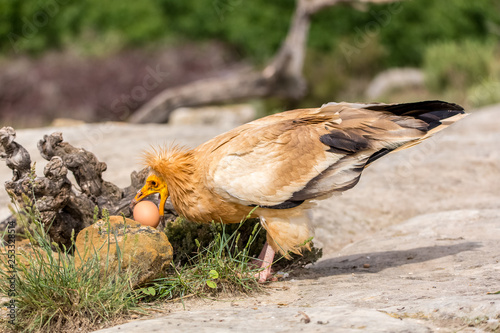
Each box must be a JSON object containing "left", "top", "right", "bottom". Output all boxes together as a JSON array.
[
  {"left": 1, "top": 103, "right": 499, "bottom": 332},
  {"left": 96, "top": 209, "right": 500, "bottom": 333}
]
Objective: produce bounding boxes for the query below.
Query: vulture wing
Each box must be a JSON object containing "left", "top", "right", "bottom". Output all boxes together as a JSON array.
[{"left": 195, "top": 101, "right": 465, "bottom": 208}]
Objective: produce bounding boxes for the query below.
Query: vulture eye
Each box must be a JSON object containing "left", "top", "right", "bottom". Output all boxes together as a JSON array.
[{"left": 150, "top": 181, "right": 157, "bottom": 187}]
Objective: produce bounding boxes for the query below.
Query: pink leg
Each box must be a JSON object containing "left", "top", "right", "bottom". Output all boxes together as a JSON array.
[{"left": 254, "top": 242, "right": 276, "bottom": 283}]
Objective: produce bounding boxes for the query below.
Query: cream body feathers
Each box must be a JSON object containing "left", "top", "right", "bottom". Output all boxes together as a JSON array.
[{"left": 143, "top": 101, "right": 466, "bottom": 256}]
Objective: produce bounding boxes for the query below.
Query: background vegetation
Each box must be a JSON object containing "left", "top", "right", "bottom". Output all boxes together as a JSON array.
[
  {"left": 1, "top": 0, "right": 500, "bottom": 123},
  {"left": 2, "top": 0, "right": 499, "bottom": 65}
]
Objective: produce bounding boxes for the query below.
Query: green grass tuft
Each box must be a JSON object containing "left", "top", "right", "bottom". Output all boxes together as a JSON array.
[
  {"left": 0, "top": 202, "right": 140, "bottom": 333},
  {"left": 140, "top": 218, "right": 264, "bottom": 302}
]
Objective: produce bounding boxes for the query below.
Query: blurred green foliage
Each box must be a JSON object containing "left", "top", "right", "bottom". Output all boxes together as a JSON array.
[
  {"left": 424, "top": 39, "right": 497, "bottom": 92},
  {"left": 377, "top": 0, "right": 500, "bottom": 66},
  {"left": 1, "top": 0, "right": 500, "bottom": 67},
  {"left": 467, "top": 78, "right": 500, "bottom": 107},
  {"left": 423, "top": 38, "right": 500, "bottom": 107}
]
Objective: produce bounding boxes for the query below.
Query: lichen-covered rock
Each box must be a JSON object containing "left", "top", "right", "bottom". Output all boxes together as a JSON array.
[
  {"left": 1, "top": 239, "right": 41, "bottom": 269},
  {"left": 74, "top": 216, "right": 173, "bottom": 287}
]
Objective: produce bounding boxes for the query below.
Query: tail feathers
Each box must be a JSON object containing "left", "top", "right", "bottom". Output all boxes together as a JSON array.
[
  {"left": 422, "top": 112, "right": 468, "bottom": 137},
  {"left": 365, "top": 100, "right": 464, "bottom": 117},
  {"left": 364, "top": 100, "right": 467, "bottom": 167},
  {"left": 417, "top": 110, "right": 462, "bottom": 130},
  {"left": 368, "top": 100, "right": 466, "bottom": 131}
]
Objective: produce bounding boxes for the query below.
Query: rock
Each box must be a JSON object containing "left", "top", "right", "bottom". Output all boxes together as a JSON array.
[
  {"left": 365, "top": 67, "right": 424, "bottom": 99},
  {"left": 0, "top": 238, "right": 51, "bottom": 269},
  {"left": 94, "top": 209, "right": 500, "bottom": 333},
  {"left": 50, "top": 118, "right": 86, "bottom": 127},
  {"left": 169, "top": 104, "right": 256, "bottom": 127},
  {"left": 74, "top": 216, "right": 173, "bottom": 287},
  {"left": 95, "top": 306, "right": 431, "bottom": 333},
  {"left": 0, "top": 238, "right": 61, "bottom": 287}
]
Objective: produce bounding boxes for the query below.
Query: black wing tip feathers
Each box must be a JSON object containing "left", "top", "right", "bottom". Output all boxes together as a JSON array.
[
  {"left": 417, "top": 109, "right": 464, "bottom": 130},
  {"left": 365, "top": 100, "right": 465, "bottom": 130},
  {"left": 365, "top": 100, "right": 465, "bottom": 115}
]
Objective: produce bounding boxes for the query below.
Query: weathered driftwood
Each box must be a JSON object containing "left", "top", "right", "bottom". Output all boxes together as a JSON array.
[
  {"left": 129, "top": 0, "right": 399, "bottom": 123},
  {"left": 0, "top": 126, "right": 153, "bottom": 248},
  {"left": 0, "top": 126, "right": 31, "bottom": 181}
]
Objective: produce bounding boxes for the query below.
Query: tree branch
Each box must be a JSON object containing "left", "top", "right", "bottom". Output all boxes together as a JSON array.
[
  {"left": 129, "top": 0, "right": 359, "bottom": 123},
  {"left": 1, "top": 128, "right": 152, "bottom": 247}
]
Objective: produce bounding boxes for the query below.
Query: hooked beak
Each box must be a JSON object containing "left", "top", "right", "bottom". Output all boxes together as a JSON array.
[{"left": 131, "top": 184, "right": 169, "bottom": 218}]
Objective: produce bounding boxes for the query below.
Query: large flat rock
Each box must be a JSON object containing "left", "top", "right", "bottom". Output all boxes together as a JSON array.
[
  {"left": 95, "top": 209, "right": 500, "bottom": 332},
  {"left": 94, "top": 306, "right": 431, "bottom": 333}
]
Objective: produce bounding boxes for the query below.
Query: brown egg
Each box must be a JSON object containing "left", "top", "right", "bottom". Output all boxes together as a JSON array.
[{"left": 133, "top": 201, "right": 160, "bottom": 228}]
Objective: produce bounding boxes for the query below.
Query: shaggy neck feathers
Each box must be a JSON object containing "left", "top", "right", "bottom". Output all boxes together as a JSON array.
[
  {"left": 143, "top": 145, "right": 252, "bottom": 223},
  {"left": 143, "top": 146, "right": 199, "bottom": 213}
]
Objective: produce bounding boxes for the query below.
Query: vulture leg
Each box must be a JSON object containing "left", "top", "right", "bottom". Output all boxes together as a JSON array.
[{"left": 254, "top": 242, "right": 276, "bottom": 283}]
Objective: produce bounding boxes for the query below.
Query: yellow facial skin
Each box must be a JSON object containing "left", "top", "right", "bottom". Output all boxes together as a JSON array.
[{"left": 132, "top": 174, "right": 168, "bottom": 217}]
